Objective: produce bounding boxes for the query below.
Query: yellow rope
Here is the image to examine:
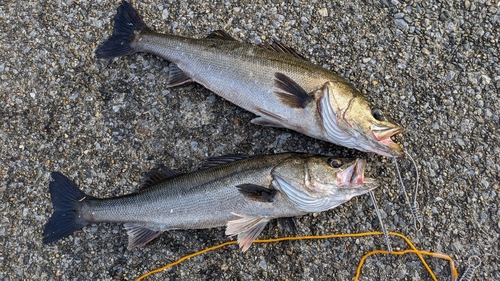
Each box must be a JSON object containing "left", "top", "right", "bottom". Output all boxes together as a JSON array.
[
  {"left": 136, "top": 231, "right": 458, "bottom": 281},
  {"left": 356, "top": 248, "right": 458, "bottom": 281}
]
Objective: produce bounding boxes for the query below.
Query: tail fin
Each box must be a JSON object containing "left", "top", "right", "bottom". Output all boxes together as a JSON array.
[
  {"left": 43, "top": 172, "right": 91, "bottom": 244},
  {"left": 95, "top": 1, "right": 149, "bottom": 58}
]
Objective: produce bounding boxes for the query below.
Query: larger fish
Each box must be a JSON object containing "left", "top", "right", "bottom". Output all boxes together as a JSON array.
[
  {"left": 43, "top": 154, "right": 377, "bottom": 251},
  {"left": 96, "top": 1, "right": 403, "bottom": 157}
]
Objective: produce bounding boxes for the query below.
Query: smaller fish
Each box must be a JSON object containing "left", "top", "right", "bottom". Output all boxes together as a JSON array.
[{"left": 43, "top": 154, "right": 378, "bottom": 251}]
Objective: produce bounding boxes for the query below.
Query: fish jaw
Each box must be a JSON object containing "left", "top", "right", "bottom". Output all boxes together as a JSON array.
[
  {"left": 331, "top": 159, "right": 378, "bottom": 203},
  {"left": 336, "top": 159, "right": 371, "bottom": 186},
  {"left": 317, "top": 82, "right": 404, "bottom": 158},
  {"left": 371, "top": 125, "right": 404, "bottom": 157}
]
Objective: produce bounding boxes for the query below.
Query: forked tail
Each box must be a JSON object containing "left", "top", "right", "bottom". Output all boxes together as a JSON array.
[
  {"left": 95, "top": 1, "right": 149, "bottom": 58},
  {"left": 43, "top": 172, "right": 92, "bottom": 244}
]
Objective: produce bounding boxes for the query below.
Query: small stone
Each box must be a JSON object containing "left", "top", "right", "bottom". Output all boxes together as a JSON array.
[
  {"left": 318, "top": 8, "right": 328, "bottom": 17},
  {"left": 481, "top": 75, "right": 491, "bottom": 85},
  {"left": 162, "top": 9, "right": 169, "bottom": 20},
  {"left": 446, "top": 71, "right": 456, "bottom": 81},
  {"left": 395, "top": 19, "right": 409, "bottom": 30},
  {"left": 451, "top": 241, "right": 463, "bottom": 252}
]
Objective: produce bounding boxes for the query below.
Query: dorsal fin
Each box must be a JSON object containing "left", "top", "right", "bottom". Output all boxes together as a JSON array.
[
  {"left": 261, "top": 40, "right": 306, "bottom": 60},
  {"left": 206, "top": 30, "right": 238, "bottom": 41},
  {"left": 274, "top": 72, "right": 312, "bottom": 108},
  {"left": 200, "top": 155, "right": 250, "bottom": 169},
  {"left": 139, "top": 167, "right": 183, "bottom": 189}
]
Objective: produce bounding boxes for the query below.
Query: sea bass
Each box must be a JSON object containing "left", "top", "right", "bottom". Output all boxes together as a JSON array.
[
  {"left": 96, "top": 1, "right": 403, "bottom": 157},
  {"left": 43, "top": 154, "right": 377, "bottom": 251}
]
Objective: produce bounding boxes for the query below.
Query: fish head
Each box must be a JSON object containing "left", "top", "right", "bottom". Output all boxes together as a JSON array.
[
  {"left": 317, "top": 81, "right": 404, "bottom": 157},
  {"left": 272, "top": 155, "right": 378, "bottom": 213}
]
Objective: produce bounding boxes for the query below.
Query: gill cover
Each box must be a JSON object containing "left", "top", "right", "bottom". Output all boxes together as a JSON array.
[
  {"left": 271, "top": 155, "right": 377, "bottom": 213},
  {"left": 317, "top": 81, "right": 403, "bottom": 157}
]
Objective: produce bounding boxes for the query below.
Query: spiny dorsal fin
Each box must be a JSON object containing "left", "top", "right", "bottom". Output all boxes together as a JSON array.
[
  {"left": 166, "top": 63, "right": 192, "bottom": 87},
  {"left": 123, "top": 223, "right": 162, "bottom": 249},
  {"left": 236, "top": 184, "right": 277, "bottom": 202},
  {"left": 261, "top": 40, "right": 306, "bottom": 60},
  {"left": 274, "top": 72, "right": 312, "bottom": 108},
  {"left": 139, "top": 167, "right": 183, "bottom": 190},
  {"left": 200, "top": 155, "right": 250, "bottom": 169},
  {"left": 206, "top": 30, "right": 238, "bottom": 41},
  {"left": 226, "top": 213, "right": 269, "bottom": 252}
]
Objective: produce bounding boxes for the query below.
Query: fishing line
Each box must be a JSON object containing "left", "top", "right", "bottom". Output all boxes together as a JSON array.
[
  {"left": 393, "top": 149, "right": 423, "bottom": 231},
  {"left": 136, "top": 231, "right": 460, "bottom": 281},
  {"left": 368, "top": 190, "right": 392, "bottom": 253},
  {"left": 458, "top": 255, "right": 481, "bottom": 281}
]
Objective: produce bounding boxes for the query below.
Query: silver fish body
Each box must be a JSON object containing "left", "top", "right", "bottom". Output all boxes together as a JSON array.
[
  {"left": 43, "top": 154, "right": 377, "bottom": 251},
  {"left": 96, "top": 1, "right": 404, "bottom": 157}
]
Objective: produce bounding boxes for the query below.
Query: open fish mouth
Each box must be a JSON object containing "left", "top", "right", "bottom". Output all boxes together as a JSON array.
[
  {"left": 372, "top": 125, "right": 404, "bottom": 157},
  {"left": 337, "top": 159, "right": 375, "bottom": 187}
]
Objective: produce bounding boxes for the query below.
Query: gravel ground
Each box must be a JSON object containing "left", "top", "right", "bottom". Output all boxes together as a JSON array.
[{"left": 1, "top": 0, "right": 499, "bottom": 280}]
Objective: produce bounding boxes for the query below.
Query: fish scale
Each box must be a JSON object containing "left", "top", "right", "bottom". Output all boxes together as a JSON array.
[{"left": 79, "top": 153, "right": 299, "bottom": 230}]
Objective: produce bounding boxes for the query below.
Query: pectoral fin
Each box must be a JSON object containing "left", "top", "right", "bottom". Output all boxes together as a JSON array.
[
  {"left": 166, "top": 63, "right": 192, "bottom": 87},
  {"left": 236, "top": 184, "right": 277, "bottom": 202},
  {"left": 226, "top": 213, "right": 269, "bottom": 252},
  {"left": 124, "top": 224, "right": 162, "bottom": 249},
  {"left": 274, "top": 72, "right": 312, "bottom": 108}
]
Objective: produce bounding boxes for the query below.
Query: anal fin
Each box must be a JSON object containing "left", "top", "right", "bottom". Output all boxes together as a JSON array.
[
  {"left": 166, "top": 63, "right": 192, "bottom": 87},
  {"left": 124, "top": 223, "right": 162, "bottom": 249},
  {"left": 226, "top": 213, "right": 269, "bottom": 252}
]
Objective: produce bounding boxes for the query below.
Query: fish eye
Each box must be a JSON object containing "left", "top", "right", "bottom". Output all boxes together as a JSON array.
[
  {"left": 327, "top": 158, "right": 343, "bottom": 168},
  {"left": 371, "top": 108, "right": 386, "bottom": 121}
]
